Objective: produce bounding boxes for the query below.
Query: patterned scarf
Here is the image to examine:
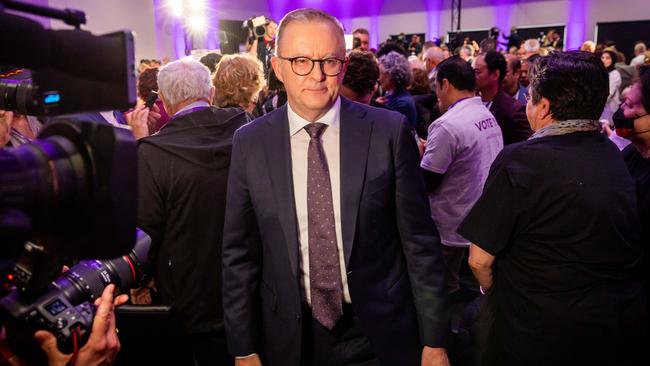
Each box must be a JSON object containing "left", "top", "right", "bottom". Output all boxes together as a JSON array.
[{"left": 529, "top": 119, "right": 601, "bottom": 139}]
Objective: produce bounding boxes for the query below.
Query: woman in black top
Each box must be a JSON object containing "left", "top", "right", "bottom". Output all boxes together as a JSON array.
[
  {"left": 617, "top": 65, "right": 650, "bottom": 316},
  {"left": 458, "top": 51, "right": 647, "bottom": 365}
]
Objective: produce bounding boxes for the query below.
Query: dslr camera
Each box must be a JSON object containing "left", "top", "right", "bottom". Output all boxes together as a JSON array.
[{"left": 0, "top": 231, "right": 151, "bottom": 359}]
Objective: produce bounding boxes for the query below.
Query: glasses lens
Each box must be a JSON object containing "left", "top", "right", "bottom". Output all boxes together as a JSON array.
[
  {"left": 292, "top": 57, "right": 314, "bottom": 75},
  {"left": 323, "top": 59, "right": 343, "bottom": 76}
]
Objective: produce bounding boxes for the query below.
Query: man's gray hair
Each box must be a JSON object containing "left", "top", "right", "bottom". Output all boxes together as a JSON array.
[
  {"left": 524, "top": 38, "right": 540, "bottom": 53},
  {"left": 275, "top": 8, "right": 345, "bottom": 55},
  {"left": 157, "top": 58, "right": 212, "bottom": 108},
  {"left": 379, "top": 51, "right": 412, "bottom": 90},
  {"left": 460, "top": 45, "right": 474, "bottom": 58},
  {"left": 635, "top": 42, "right": 647, "bottom": 54},
  {"left": 424, "top": 46, "right": 444, "bottom": 63}
]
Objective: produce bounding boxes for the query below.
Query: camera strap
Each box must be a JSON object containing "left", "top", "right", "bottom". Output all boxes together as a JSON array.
[{"left": 66, "top": 325, "right": 82, "bottom": 366}]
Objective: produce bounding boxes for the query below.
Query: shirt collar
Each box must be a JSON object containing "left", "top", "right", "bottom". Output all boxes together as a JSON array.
[
  {"left": 173, "top": 100, "right": 211, "bottom": 117},
  {"left": 447, "top": 96, "right": 479, "bottom": 111},
  {"left": 287, "top": 96, "right": 341, "bottom": 136}
]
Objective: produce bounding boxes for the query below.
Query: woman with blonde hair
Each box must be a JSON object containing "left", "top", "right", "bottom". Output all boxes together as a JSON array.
[{"left": 212, "top": 54, "right": 265, "bottom": 113}]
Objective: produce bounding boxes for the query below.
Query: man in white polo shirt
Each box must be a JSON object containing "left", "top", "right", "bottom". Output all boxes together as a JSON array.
[{"left": 421, "top": 56, "right": 504, "bottom": 294}]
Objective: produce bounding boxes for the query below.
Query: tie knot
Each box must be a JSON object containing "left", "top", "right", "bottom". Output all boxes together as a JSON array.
[{"left": 304, "top": 123, "right": 328, "bottom": 139}]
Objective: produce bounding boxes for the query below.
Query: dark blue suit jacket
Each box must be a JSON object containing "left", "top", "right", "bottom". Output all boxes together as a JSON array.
[
  {"left": 385, "top": 89, "right": 418, "bottom": 130},
  {"left": 222, "top": 97, "right": 448, "bottom": 366}
]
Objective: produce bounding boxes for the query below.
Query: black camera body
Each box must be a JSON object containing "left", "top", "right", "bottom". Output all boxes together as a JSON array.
[
  {"left": 0, "top": 230, "right": 151, "bottom": 359},
  {"left": 0, "top": 20, "right": 136, "bottom": 116},
  {"left": 243, "top": 15, "right": 268, "bottom": 41},
  {"left": 3, "top": 295, "right": 95, "bottom": 354}
]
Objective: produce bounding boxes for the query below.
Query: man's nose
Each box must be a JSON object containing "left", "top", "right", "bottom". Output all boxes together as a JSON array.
[{"left": 309, "top": 61, "right": 327, "bottom": 82}]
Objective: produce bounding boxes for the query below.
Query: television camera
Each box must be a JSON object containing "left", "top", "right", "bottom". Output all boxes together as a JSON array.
[{"left": 0, "top": 0, "right": 145, "bottom": 362}]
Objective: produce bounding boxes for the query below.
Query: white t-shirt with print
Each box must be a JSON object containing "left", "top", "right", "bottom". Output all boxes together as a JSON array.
[{"left": 421, "top": 96, "right": 504, "bottom": 247}]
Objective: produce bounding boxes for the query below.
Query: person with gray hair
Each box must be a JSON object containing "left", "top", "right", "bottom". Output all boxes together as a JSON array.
[
  {"left": 223, "top": 7, "right": 450, "bottom": 366},
  {"left": 459, "top": 44, "right": 475, "bottom": 63},
  {"left": 522, "top": 38, "right": 540, "bottom": 58},
  {"left": 377, "top": 51, "right": 418, "bottom": 130},
  {"left": 631, "top": 42, "right": 648, "bottom": 67},
  {"left": 157, "top": 58, "right": 213, "bottom": 115},
  {"left": 131, "top": 57, "right": 251, "bottom": 365},
  {"left": 127, "top": 58, "right": 214, "bottom": 139},
  {"left": 423, "top": 46, "right": 445, "bottom": 83}
]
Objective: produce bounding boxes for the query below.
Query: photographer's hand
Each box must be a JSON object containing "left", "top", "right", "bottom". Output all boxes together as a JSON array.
[
  {"left": 125, "top": 104, "right": 150, "bottom": 140},
  {"left": 34, "top": 284, "right": 129, "bottom": 366}
]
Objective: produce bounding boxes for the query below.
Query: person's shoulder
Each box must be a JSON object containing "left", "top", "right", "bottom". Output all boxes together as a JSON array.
[
  {"left": 137, "top": 135, "right": 164, "bottom": 159},
  {"left": 446, "top": 98, "right": 491, "bottom": 123},
  {"left": 206, "top": 105, "right": 247, "bottom": 120},
  {"left": 235, "top": 105, "right": 285, "bottom": 139},
  {"left": 390, "top": 91, "right": 416, "bottom": 106},
  {"left": 493, "top": 137, "right": 544, "bottom": 165},
  {"left": 494, "top": 90, "right": 524, "bottom": 111},
  {"left": 622, "top": 143, "right": 642, "bottom": 162},
  {"left": 345, "top": 98, "right": 403, "bottom": 123}
]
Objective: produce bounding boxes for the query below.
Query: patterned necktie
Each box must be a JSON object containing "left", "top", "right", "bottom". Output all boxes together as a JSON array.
[{"left": 304, "top": 122, "right": 343, "bottom": 330}]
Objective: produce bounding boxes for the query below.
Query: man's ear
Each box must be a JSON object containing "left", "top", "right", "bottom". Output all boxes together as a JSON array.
[
  {"left": 492, "top": 69, "right": 501, "bottom": 82},
  {"left": 271, "top": 56, "right": 284, "bottom": 83},
  {"left": 442, "top": 78, "right": 451, "bottom": 93},
  {"left": 538, "top": 96, "right": 553, "bottom": 121}
]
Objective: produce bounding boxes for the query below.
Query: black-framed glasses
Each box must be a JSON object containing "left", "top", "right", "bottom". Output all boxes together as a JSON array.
[{"left": 276, "top": 55, "right": 347, "bottom": 76}]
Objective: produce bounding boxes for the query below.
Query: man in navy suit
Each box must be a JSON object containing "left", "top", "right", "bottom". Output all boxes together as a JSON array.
[{"left": 222, "top": 8, "right": 449, "bottom": 366}]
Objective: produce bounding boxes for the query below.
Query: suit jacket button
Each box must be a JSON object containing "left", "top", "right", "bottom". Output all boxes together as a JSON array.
[{"left": 296, "top": 314, "right": 301, "bottom": 323}]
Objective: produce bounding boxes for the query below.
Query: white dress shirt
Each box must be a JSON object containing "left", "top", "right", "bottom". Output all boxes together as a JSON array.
[{"left": 288, "top": 96, "right": 351, "bottom": 305}]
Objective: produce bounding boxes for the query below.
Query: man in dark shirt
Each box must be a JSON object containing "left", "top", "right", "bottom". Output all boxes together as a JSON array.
[
  {"left": 474, "top": 51, "right": 532, "bottom": 145},
  {"left": 460, "top": 51, "right": 647, "bottom": 365},
  {"left": 130, "top": 58, "right": 249, "bottom": 365}
]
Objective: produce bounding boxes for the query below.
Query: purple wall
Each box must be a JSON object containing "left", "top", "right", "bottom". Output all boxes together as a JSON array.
[{"left": 151, "top": 0, "right": 594, "bottom": 57}]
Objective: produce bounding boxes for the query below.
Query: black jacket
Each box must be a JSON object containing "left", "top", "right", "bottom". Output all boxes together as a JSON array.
[
  {"left": 138, "top": 106, "right": 250, "bottom": 334},
  {"left": 489, "top": 90, "right": 533, "bottom": 145}
]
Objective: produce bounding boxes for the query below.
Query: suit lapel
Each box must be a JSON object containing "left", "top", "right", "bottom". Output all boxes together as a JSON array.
[
  {"left": 339, "top": 98, "right": 373, "bottom": 268},
  {"left": 264, "top": 106, "right": 300, "bottom": 277}
]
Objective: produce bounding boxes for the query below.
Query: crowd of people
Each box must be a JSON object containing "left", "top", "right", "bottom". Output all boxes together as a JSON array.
[{"left": 1, "top": 6, "right": 650, "bottom": 366}]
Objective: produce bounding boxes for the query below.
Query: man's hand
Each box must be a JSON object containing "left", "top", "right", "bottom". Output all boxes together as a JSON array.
[
  {"left": 421, "top": 346, "right": 450, "bottom": 366},
  {"left": 235, "top": 354, "right": 262, "bottom": 366},
  {"left": 34, "top": 284, "right": 129, "bottom": 366},
  {"left": 0, "top": 109, "right": 13, "bottom": 146},
  {"left": 125, "top": 104, "right": 150, "bottom": 140}
]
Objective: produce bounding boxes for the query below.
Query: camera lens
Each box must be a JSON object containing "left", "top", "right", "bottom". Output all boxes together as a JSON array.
[
  {"left": 0, "top": 128, "right": 89, "bottom": 240},
  {"left": 254, "top": 25, "right": 266, "bottom": 38},
  {"left": 0, "top": 120, "right": 138, "bottom": 259},
  {"left": 0, "top": 79, "right": 35, "bottom": 115},
  {"left": 53, "top": 229, "right": 150, "bottom": 303}
]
